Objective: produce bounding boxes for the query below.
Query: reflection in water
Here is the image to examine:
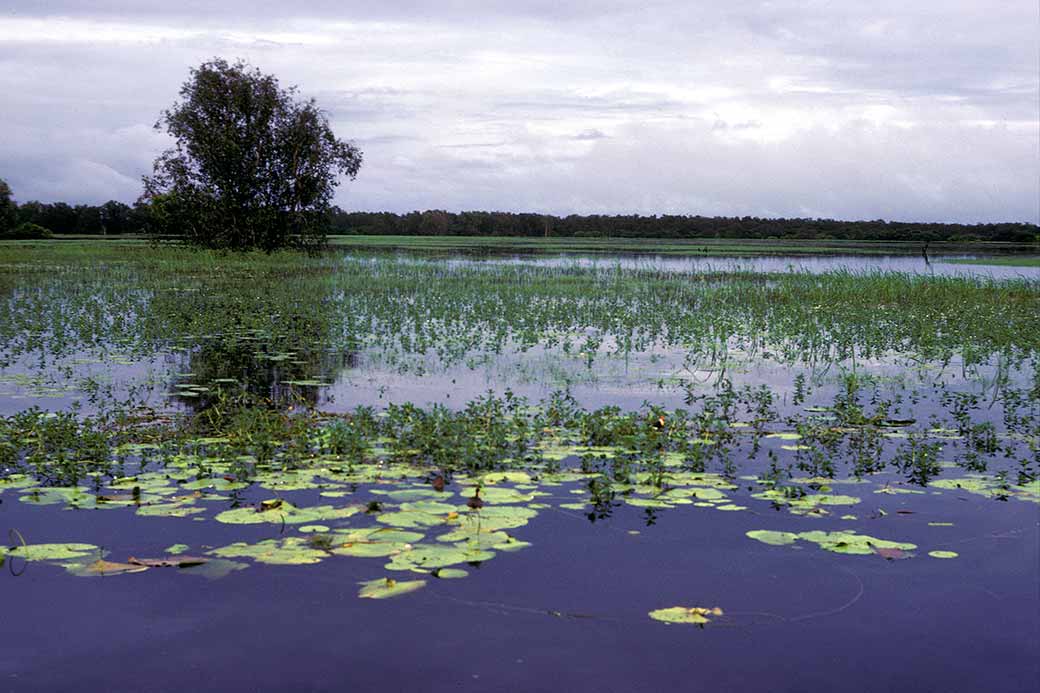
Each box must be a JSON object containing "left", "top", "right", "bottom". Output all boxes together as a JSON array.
[
  {"left": 170, "top": 339, "right": 358, "bottom": 411},
  {"left": 150, "top": 277, "right": 360, "bottom": 411}
]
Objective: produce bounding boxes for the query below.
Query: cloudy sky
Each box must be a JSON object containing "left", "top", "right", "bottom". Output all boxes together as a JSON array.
[{"left": 1, "top": 2, "right": 1037, "bottom": 223}]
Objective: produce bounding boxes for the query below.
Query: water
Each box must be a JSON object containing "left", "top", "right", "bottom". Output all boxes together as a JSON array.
[
  {"left": 1, "top": 248, "right": 1037, "bottom": 692},
  {"left": 426, "top": 252, "right": 1040, "bottom": 280}
]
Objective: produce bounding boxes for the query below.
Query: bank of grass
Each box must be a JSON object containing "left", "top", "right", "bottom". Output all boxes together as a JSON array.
[{"left": 3, "top": 234, "right": 1037, "bottom": 257}]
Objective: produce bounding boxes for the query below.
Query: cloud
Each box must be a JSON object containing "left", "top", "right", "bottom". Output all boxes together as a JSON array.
[{"left": 0, "top": 1, "right": 1036, "bottom": 222}]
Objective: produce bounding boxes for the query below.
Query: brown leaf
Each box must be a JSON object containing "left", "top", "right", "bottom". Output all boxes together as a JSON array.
[
  {"left": 82, "top": 559, "right": 150, "bottom": 576},
  {"left": 874, "top": 547, "right": 911, "bottom": 560},
  {"left": 127, "top": 556, "right": 209, "bottom": 568}
]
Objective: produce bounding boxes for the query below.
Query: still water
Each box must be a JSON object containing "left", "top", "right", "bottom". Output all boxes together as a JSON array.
[{"left": 0, "top": 250, "right": 1036, "bottom": 692}]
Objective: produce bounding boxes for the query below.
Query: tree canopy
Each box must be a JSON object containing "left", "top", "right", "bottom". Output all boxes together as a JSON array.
[{"left": 142, "top": 58, "right": 362, "bottom": 251}]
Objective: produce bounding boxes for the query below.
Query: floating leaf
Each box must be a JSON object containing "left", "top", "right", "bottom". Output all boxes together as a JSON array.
[
  {"left": 385, "top": 544, "right": 494, "bottom": 571},
  {"left": 358, "top": 577, "right": 426, "bottom": 599},
  {"left": 748, "top": 529, "right": 916, "bottom": 556},
  {"left": 458, "top": 486, "right": 535, "bottom": 504},
  {"left": 6, "top": 543, "right": 98, "bottom": 561},
  {"left": 928, "top": 550, "right": 959, "bottom": 559},
  {"left": 432, "top": 568, "right": 468, "bottom": 579},
  {"left": 70, "top": 559, "right": 149, "bottom": 577},
  {"left": 127, "top": 556, "right": 208, "bottom": 568},
  {"left": 20, "top": 487, "right": 94, "bottom": 507},
  {"left": 209, "top": 538, "right": 329, "bottom": 565},
  {"left": 370, "top": 488, "right": 455, "bottom": 501},
  {"left": 745, "top": 530, "right": 798, "bottom": 546},
  {"left": 137, "top": 499, "right": 204, "bottom": 518},
  {"left": 649, "top": 606, "right": 723, "bottom": 625},
  {"left": 215, "top": 501, "right": 361, "bottom": 525}
]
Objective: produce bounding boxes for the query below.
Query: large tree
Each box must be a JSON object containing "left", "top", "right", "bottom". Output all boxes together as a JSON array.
[{"left": 142, "top": 58, "right": 362, "bottom": 251}]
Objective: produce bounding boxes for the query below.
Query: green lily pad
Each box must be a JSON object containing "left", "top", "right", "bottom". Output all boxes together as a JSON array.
[
  {"left": 137, "top": 499, "right": 204, "bottom": 517},
  {"left": 385, "top": 544, "right": 495, "bottom": 571},
  {"left": 370, "top": 488, "right": 455, "bottom": 501},
  {"left": 182, "top": 477, "right": 249, "bottom": 491},
  {"left": 459, "top": 505, "right": 538, "bottom": 532},
  {"left": 747, "top": 529, "right": 916, "bottom": 556},
  {"left": 209, "top": 537, "right": 329, "bottom": 565},
  {"left": 433, "top": 568, "right": 468, "bottom": 579},
  {"left": 745, "top": 530, "right": 798, "bottom": 546},
  {"left": 358, "top": 577, "right": 426, "bottom": 599},
  {"left": 458, "top": 486, "right": 536, "bottom": 504},
  {"left": 928, "top": 550, "right": 959, "bottom": 559},
  {"left": 215, "top": 501, "right": 362, "bottom": 525},
  {"left": 20, "top": 487, "right": 95, "bottom": 507},
  {"left": 6, "top": 543, "right": 99, "bottom": 561}
]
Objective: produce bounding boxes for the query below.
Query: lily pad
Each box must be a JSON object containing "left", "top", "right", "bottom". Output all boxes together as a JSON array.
[
  {"left": 432, "top": 568, "right": 468, "bottom": 579},
  {"left": 385, "top": 544, "right": 495, "bottom": 571},
  {"left": 649, "top": 606, "right": 723, "bottom": 625},
  {"left": 215, "top": 501, "right": 362, "bottom": 525},
  {"left": 745, "top": 530, "right": 798, "bottom": 546},
  {"left": 358, "top": 577, "right": 426, "bottom": 599},
  {"left": 6, "top": 542, "right": 98, "bottom": 561},
  {"left": 747, "top": 529, "right": 916, "bottom": 556},
  {"left": 69, "top": 559, "right": 150, "bottom": 577},
  {"left": 209, "top": 537, "right": 330, "bottom": 565}
]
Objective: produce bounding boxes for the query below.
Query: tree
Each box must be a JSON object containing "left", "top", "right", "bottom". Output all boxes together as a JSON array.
[
  {"left": 142, "top": 58, "right": 363, "bottom": 251},
  {"left": 99, "top": 200, "right": 132, "bottom": 235},
  {"left": 0, "top": 178, "right": 17, "bottom": 234}
]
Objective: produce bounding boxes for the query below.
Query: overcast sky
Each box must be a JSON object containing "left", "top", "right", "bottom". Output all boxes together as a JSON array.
[{"left": 1, "top": 2, "right": 1037, "bottom": 223}]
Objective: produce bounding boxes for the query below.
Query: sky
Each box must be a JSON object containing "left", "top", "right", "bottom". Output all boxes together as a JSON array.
[{"left": 1, "top": 1, "right": 1037, "bottom": 223}]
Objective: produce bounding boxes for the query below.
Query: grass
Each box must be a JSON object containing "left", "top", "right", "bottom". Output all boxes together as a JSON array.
[{"left": 1, "top": 243, "right": 1037, "bottom": 375}]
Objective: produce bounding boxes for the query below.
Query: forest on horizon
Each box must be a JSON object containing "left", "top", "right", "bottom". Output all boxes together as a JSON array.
[{"left": 4, "top": 197, "right": 1038, "bottom": 243}]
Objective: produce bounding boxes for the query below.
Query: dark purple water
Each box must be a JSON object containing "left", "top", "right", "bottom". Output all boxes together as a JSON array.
[{"left": 2, "top": 480, "right": 1037, "bottom": 692}]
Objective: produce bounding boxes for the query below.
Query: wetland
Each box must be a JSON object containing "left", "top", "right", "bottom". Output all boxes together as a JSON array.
[{"left": 0, "top": 240, "right": 1037, "bottom": 692}]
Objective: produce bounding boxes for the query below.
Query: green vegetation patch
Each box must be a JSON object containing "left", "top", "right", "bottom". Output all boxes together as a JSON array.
[
  {"left": 747, "top": 530, "right": 917, "bottom": 556},
  {"left": 358, "top": 577, "right": 426, "bottom": 599}
]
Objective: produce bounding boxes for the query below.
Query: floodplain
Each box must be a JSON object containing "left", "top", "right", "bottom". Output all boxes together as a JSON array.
[{"left": 0, "top": 240, "right": 1037, "bottom": 691}]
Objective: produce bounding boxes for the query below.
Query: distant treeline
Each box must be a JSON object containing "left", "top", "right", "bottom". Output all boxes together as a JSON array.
[
  {"left": 328, "top": 210, "right": 1040, "bottom": 243},
  {"left": 11, "top": 200, "right": 148, "bottom": 236},
  {"left": 4, "top": 198, "right": 1039, "bottom": 243}
]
